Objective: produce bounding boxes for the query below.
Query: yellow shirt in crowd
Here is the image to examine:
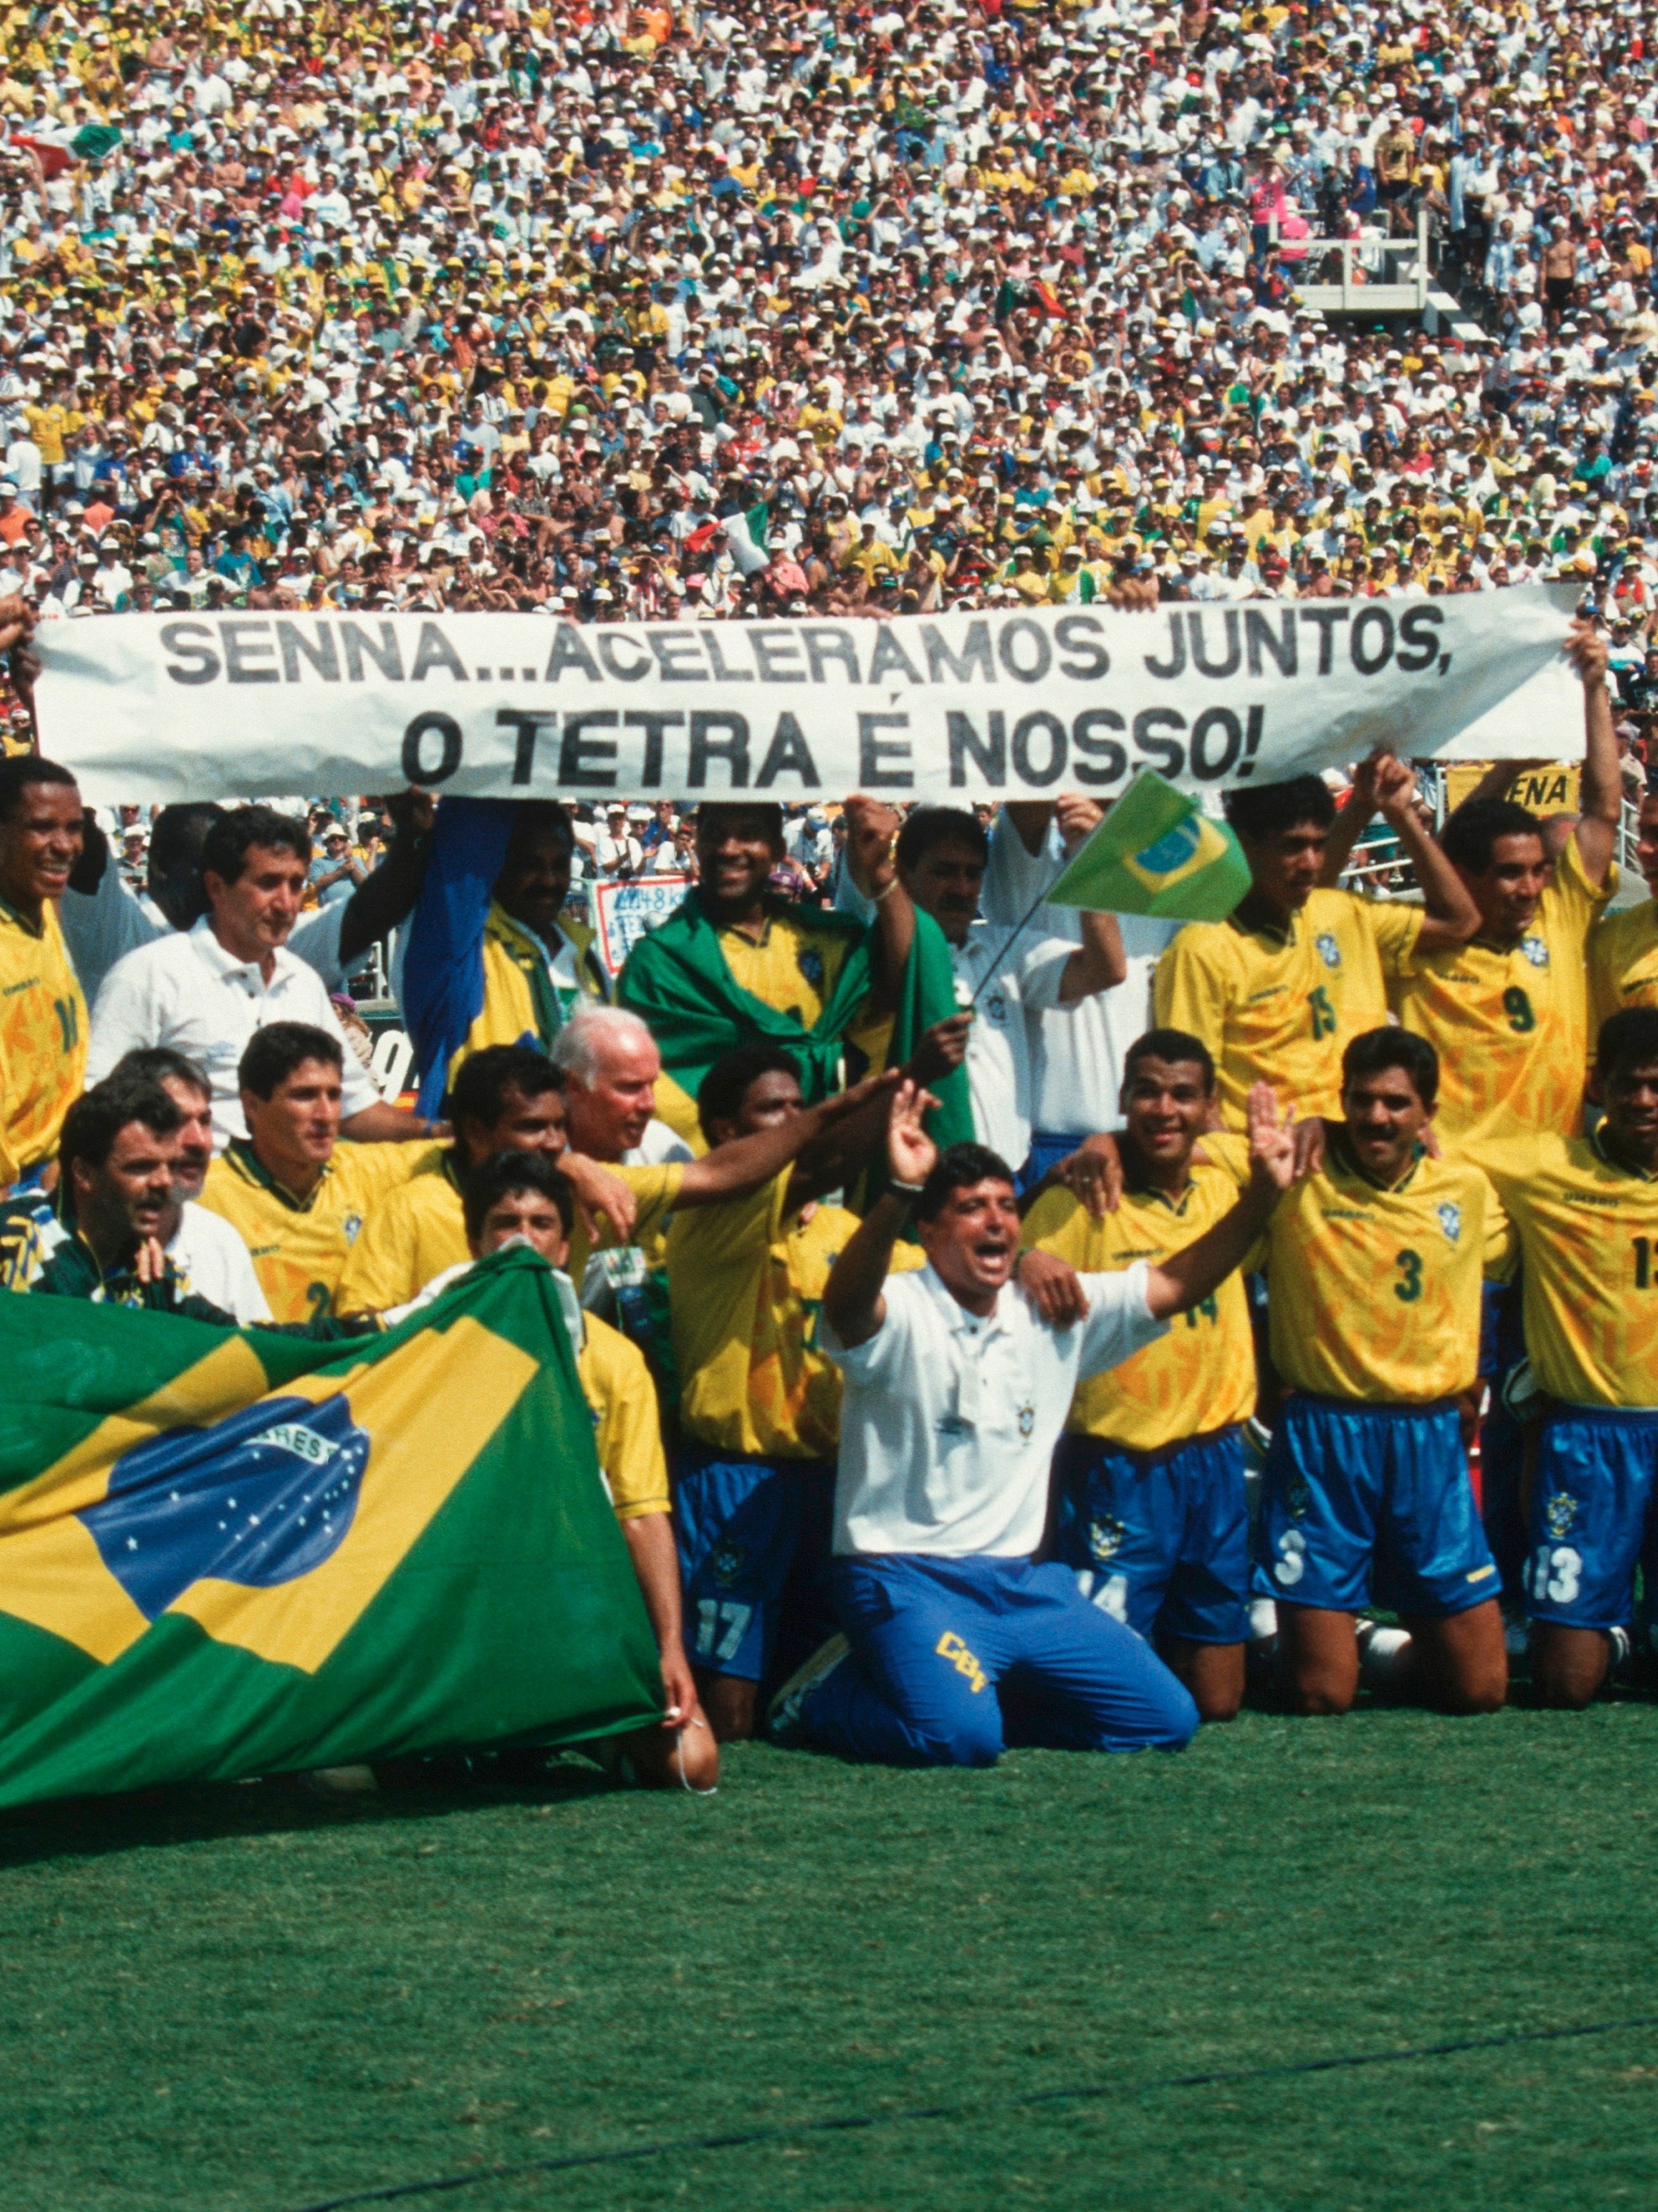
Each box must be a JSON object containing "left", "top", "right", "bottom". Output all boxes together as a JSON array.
[
  {"left": 1588, "top": 897, "right": 1658, "bottom": 1042},
  {"left": 200, "top": 1139, "right": 431, "bottom": 1322},
  {"left": 1387, "top": 837, "right": 1612, "bottom": 1144},
  {"left": 1022, "top": 1143, "right": 1257, "bottom": 1454},
  {"left": 1154, "top": 888, "right": 1419, "bottom": 1128},
  {"left": 0, "top": 895, "right": 88, "bottom": 1186},
  {"left": 1466, "top": 1131, "right": 1658, "bottom": 1408},
  {"left": 1260, "top": 1133, "right": 1512, "bottom": 1404},
  {"left": 566, "top": 1160, "right": 687, "bottom": 1291},
  {"left": 336, "top": 1148, "right": 468, "bottom": 1313},
  {"left": 580, "top": 1310, "right": 670, "bottom": 1517},
  {"left": 667, "top": 1170, "right": 923, "bottom": 1461}
]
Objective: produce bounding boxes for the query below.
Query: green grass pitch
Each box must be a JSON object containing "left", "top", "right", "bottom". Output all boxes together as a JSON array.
[{"left": 3, "top": 1703, "right": 1657, "bottom": 2212}]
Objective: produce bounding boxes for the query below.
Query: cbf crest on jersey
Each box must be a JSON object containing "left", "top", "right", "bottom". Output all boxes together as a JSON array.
[
  {"left": 1314, "top": 931, "right": 1342, "bottom": 969},
  {"left": 1521, "top": 935, "right": 1550, "bottom": 968},
  {"left": 797, "top": 945, "right": 825, "bottom": 992},
  {"left": 1436, "top": 1202, "right": 1463, "bottom": 1245}
]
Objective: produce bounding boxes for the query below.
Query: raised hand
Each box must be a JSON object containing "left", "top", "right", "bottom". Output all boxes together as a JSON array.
[
  {"left": 1244, "top": 1082, "right": 1299, "bottom": 1196},
  {"left": 1564, "top": 617, "right": 1607, "bottom": 688},
  {"left": 1055, "top": 1130, "right": 1124, "bottom": 1217},
  {"left": 1372, "top": 752, "right": 1420, "bottom": 824},
  {"left": 886, "top": 1078, "right": 939, "bottom": 1192},
  {"left": 907, "top": 1010, "right": 973, "bottom": 1083},
  {"left": 1053, "top": 793, "right": 1105, "bottom": 853},
  {"left": 842, "top": 792, "right": 903, "bottom": 898}
]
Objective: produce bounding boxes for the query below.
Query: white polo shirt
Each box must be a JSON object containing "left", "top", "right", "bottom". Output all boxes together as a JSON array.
[
  {"left": 949, "top": 922, "right": 1072, "bottom": 1174},
  {"left": 822, "top": 1260, "right": 1166, "bottom": 1559},
  {"left": 87, "top": 917, "right": 377, "bottom": 1149},
  {"left": 62, "top": 860, "right": 351, "bottom": 1004}
]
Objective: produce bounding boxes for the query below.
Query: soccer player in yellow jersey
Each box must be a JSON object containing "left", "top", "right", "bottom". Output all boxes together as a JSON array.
[
  {"left": 460, "top": 1151, "right": 717, "bottom": 1791},
  {"left": 388, "top": 1149, "right": 718, "bottom": 1792},
  {"left": 447, "top": 801, "right": 609, "bottom": 1086},
  {"left": 1153, "top": 760, "right": 1477, "bottom": 1128},
  {"left": 336, "top": 1043, "right": 633, "bottom": 1314},
  {"left": 1464, "top": 1008, "right": 1658, "bottom": 1709},
  {"left": 1254, "top": 1029, "right": 1511, "bottom": 1717},
  {"left": 666, "top": 1042, "right": 938, "bottom": 1739},
  {"left": 1367, "top": 622, "right": 1622, "bottom": 1144},
  {"left": 1021, "top": 1031, "right": 1256, "bottom": 1722},
  {"left": 1588, "top": 789, "right": 1658, "bottom": 1041},
  {"left": 199, "top": 1023, "right": 427, "bottom": 1324},
  {"left": 0, "top": 756, "right": 88, "bottom": 1190}
]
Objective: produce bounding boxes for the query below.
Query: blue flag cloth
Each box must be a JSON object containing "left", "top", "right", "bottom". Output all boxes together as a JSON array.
[{"left": 401, "top": 798, "right": 516, "bottom": 1117}]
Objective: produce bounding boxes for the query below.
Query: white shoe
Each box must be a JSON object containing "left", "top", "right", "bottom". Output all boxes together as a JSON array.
[
  {"left": 299, "top": 1765, "right": 379, "bottom": 1797},
  {"left": 765, "top": 1633, "right": 849, "bottom": 1747}
]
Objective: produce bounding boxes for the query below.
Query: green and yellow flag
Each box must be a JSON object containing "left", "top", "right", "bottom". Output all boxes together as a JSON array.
[
  {"left": 1045, "top": 770, "right": 1251, "bottom": 923},
  {"left": 0, "top": 1247, "right": 662, "bottom": 1806}
]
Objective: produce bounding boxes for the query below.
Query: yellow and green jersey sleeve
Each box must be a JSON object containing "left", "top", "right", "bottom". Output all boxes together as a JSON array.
[
  {"left": 199, "top": 1140, "right": 426, "bottom": 1323},
  {"left": 0, "top": 899, "right": 87, "bottom": 1185},
  {"left": 1153, "top": 888, "right": 1408, "bottom": 1129},
  {"left": 1023, "top": 1168, "right": 1256, "bottom": 1450},
  {"left": 1467, "top": 1132, "right": 1658, "bottom": 1407},
  {"left": 578, "top": 1312, "right": 669, "bottom": 1518},
  {"left": 335, "top": 1149, "right": 468, "bottom": 1313},
  {"left": 1262, "top": 1146, "right": 1505, "bottom": 1403},
  {"left": 1388, "top": 836, "right": 1612, "bottom": 1144},
  {"left": 1588, "top": 898, "right": 1658, "bottom": 1046}
]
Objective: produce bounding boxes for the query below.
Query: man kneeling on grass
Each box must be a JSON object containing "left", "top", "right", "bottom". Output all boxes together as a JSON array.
[{"left": 767, "top": 1081, "right": 1295, "bottom": 1767}]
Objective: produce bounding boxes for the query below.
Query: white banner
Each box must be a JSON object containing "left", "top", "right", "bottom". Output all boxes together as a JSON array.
[{"left": 35, "top": 585, "right": 1583, "bottom": 806}]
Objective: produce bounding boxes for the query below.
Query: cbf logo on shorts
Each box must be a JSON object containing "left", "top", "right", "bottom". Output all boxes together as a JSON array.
[
  {"left": 1544, "top": 1491, "right": 1578, "bottom": 1540},
  {"left": 1088, "top": 1514, "right": 1127, "bottom": 1561},
  {"left": 710, "top": 1541, "right": 747, "bottom": 1587},
  {"left": 79, "top": 1394, "right": 371, "bottom": 1621}
]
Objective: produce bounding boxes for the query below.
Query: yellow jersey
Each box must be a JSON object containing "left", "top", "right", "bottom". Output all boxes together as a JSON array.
[
  {"left": 0, "top": 894, "right": 87, "bottom": 1186},
  {"left": 1022, "top": 1157, "right": 1255, "bottom": 1452},
  {"left": 1464, "top": 1131, "right": 1658, "bottom": 1408},
  {"left": 1154, "top": 888, "right": 1417, "bottom": 1128},
  {"left": 199, "top": 1138, "right": 431, "bottom": 1323},
  {"left": 450, "top": 904, "right": 607, "bottom": 1084},
  {"left": 568, "top": 1160, "right": 687, "bottom": 1293},
  {"left": 717, "top": 908, "right": 893, "bottom": 1076},
  {"left": 335, "top": 1148, "right": 468, "bottom": 1313},
  {"left": 1261, "top": 1134, "right": 1512, "bottom": 1403},
  {"left": 666, "top": 1170, "right": 923, "bottom": 1460},
  {"left": 1588, "top": 897, "right": 1658, "bottom": 1045},
  {"left": 580, "top": 1310, "right": 669, "bottom": 1518},
  {"left": 1387, "top": 837, "right": 1611, "bottom": 1143}
]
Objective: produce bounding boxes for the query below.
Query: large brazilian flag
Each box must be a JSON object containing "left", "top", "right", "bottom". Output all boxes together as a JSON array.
[{"left": 0, "top": 1246, "right": 664, "bottom": 1806}]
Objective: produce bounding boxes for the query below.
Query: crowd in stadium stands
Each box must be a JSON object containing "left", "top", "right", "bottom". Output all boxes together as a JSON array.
[{"left": 3, "top": 0, "right": 1658, "bottom": 1785}]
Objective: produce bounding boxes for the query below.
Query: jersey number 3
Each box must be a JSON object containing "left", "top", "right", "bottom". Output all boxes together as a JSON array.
[{"left": 1393, "top": 1249, "right": 1424, "bottom": 1303}]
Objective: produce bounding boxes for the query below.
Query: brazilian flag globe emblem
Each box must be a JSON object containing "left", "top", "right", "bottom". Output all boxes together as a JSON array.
[
  {"left": 1044, "top": 769, "right": 1252, "bottom": 923},
  {"left": 0, "top": 1246, "right": 663, "bottom": 1806}
]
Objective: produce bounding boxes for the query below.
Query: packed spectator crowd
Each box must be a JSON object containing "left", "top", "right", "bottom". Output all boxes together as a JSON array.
[{"left": 2, "top": 0, "right": 1658, "bottom": 1792}]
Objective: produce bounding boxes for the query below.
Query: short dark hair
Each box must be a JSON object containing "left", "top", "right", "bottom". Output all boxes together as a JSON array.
[
  {"left": 60, "top": 1074, "right": 180, "bottom": 1178},
  {"left": 1441, "top": 797, "right": 1543, "bottom": 875},
  {"left": 697, "top": 1043, "right": 800, "bottom": 1144},
  {"left": 1224, "top": 774, "right": 1335, "bottom": 843},
  {"left": 110, "top": 1047, "right": 210, "bottom": 1097},
  {"left": 896, "top": 806, "right": 989, "bottom": 873},
  {"left": 1341, "top": 1026, "right": 1439, "bottom": 1111},
  {"left": 694, "top": 801, "right": 784, "bottom": 850},
  {"left": 1596, "top": 1006, "right": 1658, "bottom": 1080},
  {"left": 201, "top": 803, "right": 311, "bottom": 889},
  {"left": 502, "top": 800, "right": 574, "bottom": 856},
  {"left": 913, "top": 1140, "right": 1017, "bottom": 1222},
  {"left": 462, "top": 1149, "right": 574, "bottom": 1243},
  {"left": 0, "top": 755, "right": 78, "bottom": 823},
  {"left": 449, "top": 1043, "right": 562, "bottom": 1131},
  {"left": 149, "top": 801, "right": 224, "bottom": 880},
  {"left": 1123, "top": 1027, "right": 1216, "bottom": 1091},
  {"left": 238, "top": 1021, "right": 343, "bottom": 1101}
]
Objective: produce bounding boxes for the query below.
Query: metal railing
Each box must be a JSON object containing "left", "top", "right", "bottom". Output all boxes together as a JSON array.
[{"left": 1271, "top": 207, "right": 1431, "bottom": 313}]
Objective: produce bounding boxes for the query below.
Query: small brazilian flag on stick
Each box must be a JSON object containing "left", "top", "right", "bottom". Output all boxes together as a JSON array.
[
  {"left": 0, "top": 1248, "right": 663, "bottom": 1807},
  {"left": 1044, "top": 770, "right": 1251, "bottom": 923}
]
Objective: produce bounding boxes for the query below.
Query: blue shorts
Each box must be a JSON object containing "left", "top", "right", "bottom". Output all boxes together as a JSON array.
[
  {"left": 1019, "top": 1130, "right": 1082, "bottom": 1193},
  {"left": 1255, "top": 1395, "right": 1499, "bottom": 1618},
  {"left": 1525, "top": 1406, "right": 1658, "bottom": 1631},
  {"left": 673, "top": 1441, "right": 834, "bottom": 1683},
  {"left": 1052, "top": 1428, "right": 1249, "bottom": 1645},
  {"left": 798, "top": 1551, "right": 1198, "bottom": 1769}
]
